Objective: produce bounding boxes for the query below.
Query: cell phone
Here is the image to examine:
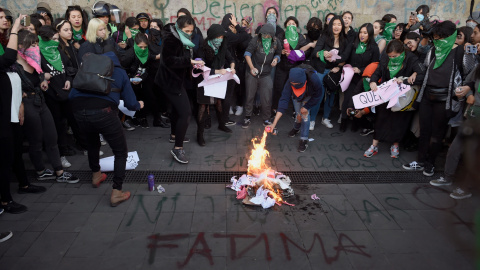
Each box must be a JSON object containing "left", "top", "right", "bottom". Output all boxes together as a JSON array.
[
  {"left": 22, "top": 16, "right": 31, "bottom": 27},
  {"left": 410, "top": 12, "right": 417, "bottom": 17},
  {"left": 130, "top": 78, "right": 142, "bottom": 83},
  {"left": 466, "top": 45, "right": 477, "bottom": 54}
]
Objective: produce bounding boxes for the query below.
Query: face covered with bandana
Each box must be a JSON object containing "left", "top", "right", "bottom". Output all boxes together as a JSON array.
[
  {"left": 289, "top": 68, "right": 307, "bottom": 98},
  {"left": 266, "top": 9, "right": 277, "bottom": 28},
  {"left": 307, "top": 24, "right": 321, "bottom": 41},
  {"left": 208, "top": 36, "right": 223, "bottom": 55}
]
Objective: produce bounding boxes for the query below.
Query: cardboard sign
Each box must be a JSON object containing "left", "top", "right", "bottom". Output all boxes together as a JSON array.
[
  {"left": 353, "top": 88, "right": 385, "bottom": 109},
  {"left": 353, "top": 79, "right": 411, "bottom": 109}
]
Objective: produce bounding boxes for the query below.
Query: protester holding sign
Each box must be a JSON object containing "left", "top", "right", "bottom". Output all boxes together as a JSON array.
[{"left": 363, "top": 40, "right": 424, "bottom": 158}]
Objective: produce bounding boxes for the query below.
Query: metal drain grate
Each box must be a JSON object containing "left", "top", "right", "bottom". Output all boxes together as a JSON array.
[{"left": 28, "top": 170, "right": 433, "bottom": 184}]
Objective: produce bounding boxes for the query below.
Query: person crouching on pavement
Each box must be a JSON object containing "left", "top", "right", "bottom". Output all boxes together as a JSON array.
[{"left": 266, "top": 66, "right": 322, "bottom": 152}]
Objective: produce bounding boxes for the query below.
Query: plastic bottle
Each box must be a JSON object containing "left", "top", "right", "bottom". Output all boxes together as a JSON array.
[
  {"left": 148, "top": 174, "right": 155, "bottom": 191},
  {"left": 283, "top": 39, "right": 291, "bottom": 54}
]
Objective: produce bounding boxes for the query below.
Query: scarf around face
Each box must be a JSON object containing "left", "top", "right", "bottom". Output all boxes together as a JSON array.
[
  {"left": 266, "top": 14, "right": 277, "bottom": 33},
  {"left": 432, "top": 30, "right": 457, "bottom": 69},
  {"left": 384, "top": 23, "right": 396, "bottom": 41},
  {"left": 130, "top": 29, "right": 140, "bottom": 40},
  {"left": 261, "top": 37, "right": 272, "bottom": 54},
  {"left": 38, "top": 37, "right": 63, "bottom": 72},
  {"left": 355, "top": 42, "right": 367, "bottom": 54},
  {"left": 134, "top": 43, "right": 149, "bottom": 64},
  {"left": 388, "top": 51, "right": 405, "bottom": 78},
  {"left": 18, "top": 46, "right": 43, "bottom": 74},
  {"left": 208, "top": 38, "right": 223, "bottom": 55},
  {"left": 175, "top": 23, "right": 195, "bottom": 49},
  {"left": 285, "top": 25, "right": 298, "bottom": 49},
  {"left": 72, "top": 28, "right": 83, "bottom": 41}
]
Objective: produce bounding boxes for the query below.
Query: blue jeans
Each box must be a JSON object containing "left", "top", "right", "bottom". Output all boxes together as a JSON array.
[
  {"left": 309, "top": 69, "right": 327, "bottom": 122},
  {"left": 292, "top": 97, "right": 311, "bottom": 140}
]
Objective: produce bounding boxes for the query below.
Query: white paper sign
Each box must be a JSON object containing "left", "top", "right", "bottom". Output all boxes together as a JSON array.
[
  {"left": 353, "top": 89, "right": 385, "bottom": 109},
  {"left": 119, "top": 100, "right": 136, "bottom": 117},
  {"left": 99, "top": 151, "right": 139, "bottom": 172},
  {"left": 353, "top": 79, "right": 412, "bottom": 109},
  {"left": 203, "top": 80, "right": 228, "bottom": 99}
]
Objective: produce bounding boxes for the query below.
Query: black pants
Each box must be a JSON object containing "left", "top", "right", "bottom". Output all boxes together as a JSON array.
[
  {"left": 74, "top": 106, "right": 127, "bottom": 190},
  {"left": 133, "top": 76, "right": 161, "bottom": 119},
  {"left": 234, "top": 60, "right": 247, "bottom": 107},
  {"left": 163, "top": 88, "right": 192, "bottom": 148},
  {"left": 417, "top": 97, "right": 450, "bottom": 166},
  {"left": 272, "top": 66, "right": 290, "bottom": 111}
]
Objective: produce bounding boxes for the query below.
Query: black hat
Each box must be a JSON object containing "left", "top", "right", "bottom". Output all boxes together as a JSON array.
[{"left": 136, "top": 13, "right": 150, "bottom": 21}]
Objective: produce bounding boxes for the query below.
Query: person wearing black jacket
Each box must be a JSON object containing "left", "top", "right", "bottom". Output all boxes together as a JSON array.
[
  {"left": 120, "top": 33, "right": 162, "bottom": 128},
  {"left": 310, "top": 15, "right": 352, "bottom": 130},
  {"left": 194, "top": 24, "right": 236, "bottom": 146},
  {"left": 254, "top": 7, "right": 285, "bottom": 40},
  {"left": 65, "top": 5, "right": 87, "bottom": 50},
  {"left": 342, "top": 11, "right": 356, "bottom": 44},
  {"left": 341, "top": 23, "right": 380, "bottom": 132},
  {"left": 155, "top": 16, "right": 205, "bottom": 164},
  {"left": 303, "top": 17, "right": 323, "bottom": 65},
  {"left": 77, "top": 18, "right": 115, "bottom": 63}
]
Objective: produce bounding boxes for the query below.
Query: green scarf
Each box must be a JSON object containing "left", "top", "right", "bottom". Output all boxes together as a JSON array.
[
  {"left": 285, "top": 25, "right": 298, "bottom": 49},
  {"left": 134, "top": 43, "right": 149, "bottom": 64},
  {"left": 262, "top": 37, "right": 272, "bottom": 54},
  {"left": 0, "top": 44, "right": 4, "bottom": 56},
  {"left": 375, "top": 35, "right": 385, "bottom": 43},
  {"left": 109, "top": 23, "right": 118, "bottom": 35},
  {"left": 433, "top": 30, "right": 457, "bottom": 69},
  {"left": 122, "top": 32, "right": 127, "bottom": 42},
  {"left": 388, "top": 51, "right": 405, "bottom": 78},
  {"left": 38, "top": 37, "right": 63, "bottom": 72},
  {"left": 72, "top": 28, "right": 83, "bottom": 41},
  {"left": 208, "top": 38, "right": 223, "bottom": 55},
  {"left": 130, "top": 29, "right": 140, "bottom": 40},
  {"left": 384, "top": 23, "right": 396, "bottom": 41},
  {"left": 174, "top": 23, "right": 195, "bottom": 49},
  {"left": 363, "top": 78, "right": 371, "bottom": 91},
  {"left": 356, "top": 42, "right": 367, "bottom": 54}
]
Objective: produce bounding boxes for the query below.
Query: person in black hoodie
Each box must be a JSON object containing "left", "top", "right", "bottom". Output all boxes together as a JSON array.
[
  {"left": 254, "top": 7, "right": 285, "bottom": 40},
  {"left": 155, "top": 15, "right": 205, "bottom": 164},
  {"left": 340, "top": 23, "right": 379, "bottom": 132},
  {"left": 77, "top": 18, "right": 115, "bottom": 63},
  {"left": 194, "top": 24, "right": 236, "bottom": 146},
  {"left": 120, "top": 33, "right": 163, "bottom": 128},
  {"left": 303, "top": 17, "right": 323, "bottom": 65},
  {"left": 342, "top": 11, "right": 356, "bottom": 43}
]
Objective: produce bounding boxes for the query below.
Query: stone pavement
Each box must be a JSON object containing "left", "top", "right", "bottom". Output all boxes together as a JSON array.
[{"left": 0, "top": 181, "right": 477, "bottom": 270}]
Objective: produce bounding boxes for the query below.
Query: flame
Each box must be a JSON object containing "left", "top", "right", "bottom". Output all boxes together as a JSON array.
[{"left": 247, "top": 131, "right": 270, "bottom": 175}]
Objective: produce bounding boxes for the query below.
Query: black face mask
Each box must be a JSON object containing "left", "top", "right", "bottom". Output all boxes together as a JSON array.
[
  {"left": 307, "top": 28, "right": 321, "bottom": 41},
  {"left": 149, "top": 28, "right": 162, "bottom": 38}
]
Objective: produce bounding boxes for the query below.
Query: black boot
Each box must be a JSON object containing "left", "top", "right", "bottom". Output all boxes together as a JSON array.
[
  {"left": 217, "top": 114, "right": 232, "bottom": 133},
  {"left": 197, "top": 119, "right": 206, "bottom": 146},
  {"left": 351, "top": 118, "right": 359, "bottom": 132}
]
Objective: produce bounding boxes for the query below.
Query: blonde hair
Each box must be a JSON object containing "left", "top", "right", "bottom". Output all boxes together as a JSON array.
[{"left": 85, "top": 18, "right": 108, "bottom": 43}]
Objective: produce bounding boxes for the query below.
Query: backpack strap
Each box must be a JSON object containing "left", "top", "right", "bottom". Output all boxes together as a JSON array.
[{"left": 111, "top": 88, "right": 121, "bottom": 93}]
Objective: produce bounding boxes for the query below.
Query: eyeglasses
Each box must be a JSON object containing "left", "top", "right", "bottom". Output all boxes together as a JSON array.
[{"left": 394, "top": 28, "right": 403, "bottom": 32}]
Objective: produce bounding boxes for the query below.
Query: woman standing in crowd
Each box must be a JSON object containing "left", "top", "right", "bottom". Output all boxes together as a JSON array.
[
  {"left": 363, "top": 40, "right": 425, "bottom": 158},
  {"left": 195, "top": 24, "right": 236, "bottom": 146},
  {"left": 403, "top": 32, "right": 429, "bottom": 63},
  {"left": 373, "top": 20, "right": 387, "bottom": 55},
  {"left": 456, "top": 26, "right": 473, "bottom": 46},
  {"left": 14, "top": 29, "right": 79, "bottom": 183},
  {"left": 310, "top": 15, "right": 352, "bottom": 130},
  {"left": 303, "top": 17, "right": 322, "bottom": 64},
  {"left": 255, "top": 7, "right": 285, "bottom": 40},
  {"left": 242, "top": 23, "right": 282, "bottom": 128},
  {"left": 271, "top": 16, "right": 310, "bottom": 118},
  {"left": 393, "top": 23, "right": 406, "bottom": 41},
  {"left": 175, "top": 9, "right": 203, "bottom": 54},
  {"left": 342, "top": 11, "right": 356, "bottom": 43},
  {"left": 341, "top": 23, "right": 379, "bottom": 132},
  {"left": 24, "top": 15, "right": 43, "bottom": 34},
  {"left": 155, "top": 15, "right": 204, "bottom": 164},
  {"left": 65, "top": 5, "right": 87, "bottom": 50},
  {"left": 77, "top": 18, "right": 115, "bottom": 62}
]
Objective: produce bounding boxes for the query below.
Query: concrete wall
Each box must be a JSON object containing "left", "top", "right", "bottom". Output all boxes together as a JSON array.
[{"left": 1, "top": 0, "right": 476, "bottom": 34}]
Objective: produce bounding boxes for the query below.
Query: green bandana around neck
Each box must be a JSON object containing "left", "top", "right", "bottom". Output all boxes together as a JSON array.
[
  {"left": 175, "top": 23, "right": 195, "bottom": 49},
  {"left": 208, "top": 38, "right": 222, "bottom": 55},
  {"left": 0, "top": 44, "right": 4, "bottom": 56},
  {"left": 363, "top": 78, "right": 371, "bottom": 91},
  {"left": 130, "top": 29, "right": 140, "bottom": 40},
  {"left": 384, "top": 23, "right": 396, "bottom": 41},
  {"left": 388, "top": 51, "right": 405, "bottom": 78},
  {"left": 134, "top": 43, "right": 149, "bottom": 64},
  {"left": 356, "top": 42, "right": 367, "bottom": 54},
  {"left": 261, "top": 37, "right": 272, "bottom": 54},
  {"left": 285, "top": 25, "right": 298, "bottom": 49},
  {"left": 433, "top": 30, "right": 457, "bottom": 69},
  {"left": 72, "top": 28, "right": 83, "bottom": 41},
  {"left": 38, "top": 37, "right": 63, "bottom": 72}
]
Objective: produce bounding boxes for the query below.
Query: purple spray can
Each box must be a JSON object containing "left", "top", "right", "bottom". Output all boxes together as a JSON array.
[{"left": 148, "top": 174, "right": 155, "bottom": 191}]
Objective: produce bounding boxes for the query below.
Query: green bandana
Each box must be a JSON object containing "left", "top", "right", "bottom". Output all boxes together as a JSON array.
[
  {"left": 433, "top": 30, "right": 457, "bottom": 69},
  {"left": 375, "top": 35, "right": 385, "bottom": 43},
  {"left": 38, "top": 37, "right": 63, "bottom": 72},
  {"left": 388, "top": 51, "right": 405, "bottom": 78},
  {"left": 109, "top": 23, "right": 118, "bottom": 35},
  {"left": 285, "top": 25, "right": 298, "bottom": 49},
  {"left": 262, "top": 37, "right": 272, "bottom": 54},
  {"left": 175, "top": 23, "right": 195, "bottom": 49},
  {"left": 356, "top": 42, "right": 367, "bottom": 54},
  {"left": 134, "top": 43, "right": 149, "bottom": 64},
  {"left": 122, "top": 32, "right": 127, "bottom": 42},
  {"left": 130, "top": 29, "right": 140, "bottom": 40},
  {"left": 0, "top": 44, "right": 4, "bottom": 56},
  {"left": 72, "top": 28, "right": 83, "bottom": 41},
  {"left": 208, "top": 38, "right": 223, "bottom": 55},
  {"left": 363, "top": 78, "right": 371, "bottom": 91},
  {"left": 384, "top": 23, "right": 396, "bottom": 41}
]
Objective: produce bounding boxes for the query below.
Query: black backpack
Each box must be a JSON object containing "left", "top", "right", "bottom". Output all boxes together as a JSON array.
[{"left": 72, "top": 53, "right": 120, "bottom": 95}]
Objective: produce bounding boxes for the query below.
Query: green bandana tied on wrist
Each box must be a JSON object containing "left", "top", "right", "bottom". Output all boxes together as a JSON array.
[
  {"left": 130, "top": 29, "right": 140, "bottom": 40},
  {"left": 72, "top": 28, "right": 83, "bottom": 41},
  {"left": 0, "top": 44, "right": 4, "bottom": 56},
  {"left": 285, "top": 25, "right": 298, "bottom": 49},
  {"left": 38, "top": 36, "right": 63, "bottom": 72},
  {"left": 384, "top": 23, "right": 396, "bottom": 41},
  {"left": 356, "top": 42, "right": 367, "bottom": 54},
  {"left": 208, "top": 38, "right": 223, "bottom": 55},
  {"left": 262, "top": 37, "right": 272, "bottom": 54},
  {"left": 388, "top": 51, "right": 405, "bottom": 78},
  {"left": 175, "top": 23, "right": 195, "bottom": 50},
  {"left": 433, "top": 30, "right": 457, "bottom": 69},
  {"left": 134, "top": 43, "right": 149, "bottom": 64}
]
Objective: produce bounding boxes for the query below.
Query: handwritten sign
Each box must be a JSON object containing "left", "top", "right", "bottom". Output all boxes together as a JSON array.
[
  {"left": 353, "top": 88, "right": 385, "bottom": 109},
  {"left": 353, "top": 79, "right": 411, "bottom": 109}
]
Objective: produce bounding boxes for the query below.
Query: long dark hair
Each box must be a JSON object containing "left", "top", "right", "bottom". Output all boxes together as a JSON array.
[
  {"left": 325, "top": 15, "right": 346, "bottom": 49},
  {"left": 54, "top": 18, "right": 73, "bottom": 59},
  {"left": 18, "top": 29, "right": 39, "bottom": 49},
  {"left": 323, "top": 12, "right": 335, "bottom": 32},
  {"left": 265, "top": 7, "right": 279, "bottom": 22},
  {"left": 0, "top": 8, "right": 8, "bottom": 46},
  {"left": 134, "top": 32, "right": 149, "bottom": 45},
  {"left": 38, "top": 25, "right": 57, "bottom": 41},
  {"left": 65, "top": 5, "right": 87, "bottom": 33},
  {"left": 354, "top": 23, "right": 375, "bottom": 49},
  {"left": 458, "top": 26, "right": 473, "bottom": 44}
]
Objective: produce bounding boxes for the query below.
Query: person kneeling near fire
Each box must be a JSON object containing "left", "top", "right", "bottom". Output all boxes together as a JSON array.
[{"left": 266, "top": 66, "right": 322, "bottom": 152}]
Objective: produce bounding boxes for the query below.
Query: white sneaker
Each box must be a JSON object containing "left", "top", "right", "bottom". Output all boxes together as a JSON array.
[
  {"left": 309, "top": 121, "right": 315, "bottom": 131},
  {"left": 61, "top": 156, "right": 72, "bottom": 168},
  {"left": 84, "top": 150, "right": 104, "bottom": 156},
  {"left": 99, "top": 134, "right": 106, "bottom": 146},
  {"left": 337, "top": 114, "right": 342, "bottom": 124},
  {"left": 229, "top": 107, "right": 234, "bottom": 115},
  {"left": 235, "top": 106, "right": 243, "bottom": 116},
  {"left": 321, "top": 118, "right": 333, "bottom": 128}
]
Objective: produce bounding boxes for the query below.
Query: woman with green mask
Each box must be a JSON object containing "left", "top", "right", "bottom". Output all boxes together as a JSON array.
[
  {"left": 194, "top": 24, "right": 236, "bottom": 146},
  {"left": 364, "top": 40, "right": 424, "bottom": 160},
  {"left": 403, "top": 21, "right": 476, "bottom": 176},
  {"left": 155, "top": 15, "right": 205, "bottom": 164},
  {"left": 271, "top": 16, "right": 310, "bottom": 120},
  {"left": 119, "top": 33, "right": 164, "bottom": 129}
]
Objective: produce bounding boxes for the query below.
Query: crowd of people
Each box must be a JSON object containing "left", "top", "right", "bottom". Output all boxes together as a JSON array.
[{"left": 1, "top": 1, "right": 479, "bottom": 242}]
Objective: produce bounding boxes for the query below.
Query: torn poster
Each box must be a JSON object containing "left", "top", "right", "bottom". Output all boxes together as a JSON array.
[
  {"left": 100, "top": 151, "right": 139, "bottom": 172},
  {"left": 192, "top": 66, "right": 240, "bottom": 99}
]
